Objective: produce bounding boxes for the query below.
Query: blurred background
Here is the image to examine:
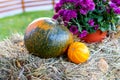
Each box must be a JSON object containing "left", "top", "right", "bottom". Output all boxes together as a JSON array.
[{"left": 0, "top": 0, "right": 58, "bottom": 40}]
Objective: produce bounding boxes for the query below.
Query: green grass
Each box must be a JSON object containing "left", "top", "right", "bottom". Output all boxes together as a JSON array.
[{"left": 0, "top": 10, "right": 54, "bottom": 41}]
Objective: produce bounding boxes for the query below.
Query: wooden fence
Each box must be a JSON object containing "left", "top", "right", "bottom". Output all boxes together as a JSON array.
[{"left": 0, "top": 0, "right": 59, "bottom": 18}]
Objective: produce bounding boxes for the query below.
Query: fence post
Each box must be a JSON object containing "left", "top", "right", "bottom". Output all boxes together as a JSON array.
[
  {"left": 21, "top": 0, "right": 25, "bottom": 12},
  {"left": 52, "top": 0, "right": 55, "bottom": 9}
]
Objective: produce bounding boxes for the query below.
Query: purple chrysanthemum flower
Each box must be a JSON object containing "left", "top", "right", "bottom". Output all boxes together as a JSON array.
[
  {"left": 69, "top": 26, "right": 78, "bottom": 34},
  {"left": 113, "top": 7, "right": 120, "bottom": 14},
  {"left": 109, "top": 0, "right": 120, "bottom": 14},
  {"left": 87, "top": 2, "right": 95, "bottom": 11},
  {"left": 103, "top": 0, "right": 107, "bottom": 2},
  {"left": 106, "top": 7, "right": 111, "bottom": 13},
  {"left": 60, "top": 0, "right": 78, "bottom": 5},
  {"left": 58, "top": 9, "right": 65, "bottom": 16},
  {"left": 78, "top": 30, "right": 88, "bottom": 38},
  {"left": 52, "top": 14, "right": 59, "bottom": 19},
  {"left": 79, "top": 9, "right": 88, "bottom": 15},
  {"left": 75, "top": 0, "right": 83, "bottom": 7},
  {"left": 53, "top": 0, "right": 120, "bottom": 37},
  {"left": 110, "top": 0, "right": 120, "bottom": 6},
  {"left": 58, "top": 9, "right": 77, "bottom": 22},
  {"left": 109, "top": 2, "right": 117, "bottom": 8},
  {"left": 78, "top": 0, "right": 95, "bottom": 15},
  {"left": 111, "top": 0, "right": 119, "bottom": 3},
  {"left": 116, "top": 1, "right": 120, "bottom": 6},
  {"left": 54, "top": 3, "right": 62, "bottom": 12},
  {"left": 64, "top": 21, "right": 68, "bottom": 26},
  {"left": 88, "top": 19, "right": 95, "bottom": 26},
  {"left": 94, "top": 25, "right": 99, "bottom": 30}
]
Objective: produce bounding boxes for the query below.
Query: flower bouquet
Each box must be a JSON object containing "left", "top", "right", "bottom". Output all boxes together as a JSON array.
[{"left": 53, "top": 0, "right": 120, "bottom": 42}]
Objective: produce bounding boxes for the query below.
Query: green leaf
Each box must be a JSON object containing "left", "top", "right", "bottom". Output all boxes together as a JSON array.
[
  {"left": 100, "top": 22, "right": 109, "bottom": 31},
  {"left": 77, "top": 23, "right": 82, "bottom": 32},
  {"left": 110, "top": 23, "right": 117, "bottom": 31},
  {"left": 98, "top": 16, "right": 103, "bottom": 22},
  {"left": 78, "top": 27, "right": 82, "bottom": 32},
  {"left": 84, "top": 17, "right": 89, "bottom": 22},
  {"left": 89, "top": 28, "right": 96, "bottom": 33},
  {"left": 100, "top": 27, "right": 107, "bottom": 31}
]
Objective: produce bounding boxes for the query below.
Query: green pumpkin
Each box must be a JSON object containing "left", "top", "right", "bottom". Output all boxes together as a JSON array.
[{"left": 24, "top": 18, "right": 73, "bottom": 58}]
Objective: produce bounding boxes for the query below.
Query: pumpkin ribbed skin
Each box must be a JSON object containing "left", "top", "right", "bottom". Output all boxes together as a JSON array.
[
  {"left": 24, "top": 18, "right": 73, "bottom": 58},
  {"left": 68, "top": 42, "right": 90, "bottom": 64}
]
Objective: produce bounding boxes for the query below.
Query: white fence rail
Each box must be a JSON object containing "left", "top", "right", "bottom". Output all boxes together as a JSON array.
[{"left": 0, "top": 0, "right": 59, "bottom": 18}]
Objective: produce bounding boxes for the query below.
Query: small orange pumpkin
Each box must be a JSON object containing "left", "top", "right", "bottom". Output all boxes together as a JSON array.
[{"left": 68, "top": 42, "right": 90, "bottom": 64}]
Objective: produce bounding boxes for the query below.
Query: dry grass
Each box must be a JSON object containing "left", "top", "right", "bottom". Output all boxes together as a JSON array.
[{"left": 0, "top": 33, "right": 120, "bottom": 80}]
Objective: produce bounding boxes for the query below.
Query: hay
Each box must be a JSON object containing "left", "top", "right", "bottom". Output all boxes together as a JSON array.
[{"left": 0, "top": 33, "right": 120, "bottom": 80}]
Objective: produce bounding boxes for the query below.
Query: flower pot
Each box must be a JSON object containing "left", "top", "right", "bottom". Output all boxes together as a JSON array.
[{"left": 81, "top": 30, "right": 107, "bottom": 43}]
